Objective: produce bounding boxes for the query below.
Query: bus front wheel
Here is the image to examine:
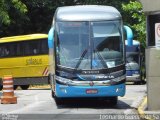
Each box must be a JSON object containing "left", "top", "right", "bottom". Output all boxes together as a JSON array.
[
  {"left": 54, "top": 97, "right": 65, "bottom": 105},
  {"left": 20, "top": 85, "right": 30, "bottom": 90},
  {"left": 52, "top": 90, "right": 65, "bottom": 105}
]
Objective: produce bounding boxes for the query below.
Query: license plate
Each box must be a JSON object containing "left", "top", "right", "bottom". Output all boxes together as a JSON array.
[{"left": 86, "top": 89, "right": 98, "bottom": 94}]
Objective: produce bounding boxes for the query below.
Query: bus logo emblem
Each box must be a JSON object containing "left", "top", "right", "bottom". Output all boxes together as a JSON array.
[
  {"left": 82, "top": 71, "right": 99, "bottom": 74},
  {"left": 89, "top": 81, "right": 94, "bottom": 86}
]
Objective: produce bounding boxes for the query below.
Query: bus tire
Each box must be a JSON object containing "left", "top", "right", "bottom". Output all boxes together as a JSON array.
[
  {"left": 0, "top": 85, "right": 2, "bottom": 90},
  {"left": 20, "top": 85, "right": 30, "bottom": 90},
  {"left": 141, "top": 80, "right": 146, "bottom": 85},
  {"left": 54, "top": 97, "right": 64, "bottom": 105},
  {"left": 48, "top": 74, "right": 52, "bottom": 84},
  {"left": 14, "top": 85, "right": 18, "bottom": 90}
]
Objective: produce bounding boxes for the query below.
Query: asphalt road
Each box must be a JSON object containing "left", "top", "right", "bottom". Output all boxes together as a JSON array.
[{"left": 0, "top": 84, "right": 146, "bottom": 120}]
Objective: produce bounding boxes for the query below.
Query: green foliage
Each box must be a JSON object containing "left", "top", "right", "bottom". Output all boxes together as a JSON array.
[
  {"left": 0, "top": 0, "right": 10, "bottom": 25},
  {"left": 21, "top": 0, "right": 57, "bottom": 34},
  {"left": 0, "top": 0, "right": 27, "bottom": 25},
  {"left": 0, "top": 0, "right": 146, "bottom": 48},
  {"left": 122, "top": 1, "right": 146, "bottom": 48},
  {"left": 11, "top": 0, "right": 27, "bottom": 13},
  {"left": 0, "top": 0, "right": 51, "bottom": 37}
]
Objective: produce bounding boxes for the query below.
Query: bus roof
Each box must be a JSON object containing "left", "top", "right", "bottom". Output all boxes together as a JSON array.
[
  {"left": 0, "top": 34, "right": 48, "bottom": 43},
  {"left": 55, "top": 5, "right": 121, "bottom": 21}
]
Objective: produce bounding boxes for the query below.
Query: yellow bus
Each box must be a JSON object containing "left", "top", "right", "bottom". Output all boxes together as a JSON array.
[{"left": 0, "top": 34, "right": 49, "bottom": 90}]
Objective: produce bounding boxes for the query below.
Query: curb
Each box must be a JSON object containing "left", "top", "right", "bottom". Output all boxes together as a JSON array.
[{"left": 137, "top": 96, "right": 154, "bottom": 120}]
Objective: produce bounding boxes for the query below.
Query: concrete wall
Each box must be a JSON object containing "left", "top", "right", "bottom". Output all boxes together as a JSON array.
[
  {"left": 139, "top": 0, "right": 160, "bottom": 14},
  {"left": 146, "top": 47, "right": 160, "bottom": 110}
]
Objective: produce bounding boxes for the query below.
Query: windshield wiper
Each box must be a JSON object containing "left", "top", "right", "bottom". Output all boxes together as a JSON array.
[
  {"left": 74, "top": 48, "right": 108, "bottom": 70},
  {"left": 74, "top": 49, "right": 88, "bottom": 70},
  {"left": 94, "top": 49, "right": 108, "bottom": 69}
]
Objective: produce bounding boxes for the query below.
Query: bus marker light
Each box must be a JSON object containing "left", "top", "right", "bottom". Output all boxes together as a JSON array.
[
  {"left": 60, "top": 88, "right": 67, "bottom": 93},
  {"left": 116, "top": 88, "right": 119, "bottom": 93}
]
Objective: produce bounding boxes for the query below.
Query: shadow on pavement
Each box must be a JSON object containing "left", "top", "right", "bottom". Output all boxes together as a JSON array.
[
  {"left": 126, "top": 81, "right": 146, "bottom": 85},
  {"left": 56, "top": 98, "right": 131, "bottom": 109},
  {"left": 28, "top": 88, "right": 50, "bottom": 90}
]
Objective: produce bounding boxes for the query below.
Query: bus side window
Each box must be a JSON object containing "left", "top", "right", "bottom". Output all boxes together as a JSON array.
[
  {"left": 33, "top": 48, "right": 37, "bottom": 54},
  {"left": 33, "top": 40, "right": 41, "bottom": 55},
  {"left": 0, "top": 47, "right": 3, "bottom": 57},
  {"left": 9, "top": 43, "right": 18, "bottom": 57},
  {"left": 41, "top": 39, "right": 48, "bottom": 54},
  {"left": 22, "top": 39, "right": 48, "bottom": 56},
  {"left": 0, "top": 46, "right": 6, "bottom": 57},
  {"left": 17, "top": 42, "right": 23, "bottom": 56},
  {"left": 23, "top": 40, "right": 39, "bottom": 56},
  {"left": 0, "top": 42, "right": 23, "bottom": 58},
  {"left": 5, "top": 48, "right": 9, "bottom": 56},
  {"left": 23, "top": 41, "right": 30, "bottom": 55},
  {"left": 0, "top": 44, "right": 10, "bottom": 57},
  {"left": 30, "top": 41, "right": 39, "bottom": 55}
]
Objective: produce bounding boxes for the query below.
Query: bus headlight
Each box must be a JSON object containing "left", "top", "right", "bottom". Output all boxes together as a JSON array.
[
  {"left": 55, "top": 76, "right": 72, "bottom": 84},
  {"left": 112, "top": 75, "right": 126, "bottom": 82}
]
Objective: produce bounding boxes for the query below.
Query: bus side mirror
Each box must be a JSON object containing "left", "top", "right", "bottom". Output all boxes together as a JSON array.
[{"left": 48, "top": 27, "right": 54, "bottom": 48}]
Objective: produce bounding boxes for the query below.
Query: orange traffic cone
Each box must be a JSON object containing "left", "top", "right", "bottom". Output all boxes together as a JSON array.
[{"left": 1, "top": 75, "right": 17, "bottom": 104}]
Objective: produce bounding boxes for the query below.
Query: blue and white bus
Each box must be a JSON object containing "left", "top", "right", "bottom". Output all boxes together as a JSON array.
[
  {"left": 48, "top": 5, "right": 127, "bottom": 105},
  {"left": 126, "top": 40, "right": 141, "bottom": 83},
  {"left": 124, "top": 26, "right": 143, "bottom": 84}
]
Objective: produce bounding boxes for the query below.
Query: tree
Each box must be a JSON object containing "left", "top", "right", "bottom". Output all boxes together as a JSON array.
[
  {"left": 0, "top": 0, "right": 27, "bottom": 25},
  {"left": 1, "top": 0, "right": 141, "bottom": 38},
  {"left": 122, "top": 0, "right": 146, "bottom": 48},
  {"left": 0, "top": 0, "right": 58, "bottom": 37},
  {"left": 21, "top": 0, "right": 57, "bottom": 34}
]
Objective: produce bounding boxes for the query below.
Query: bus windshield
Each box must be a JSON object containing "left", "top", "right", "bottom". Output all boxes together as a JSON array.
[
  {"left": 126, "top": 53, "right": 139, "bottom": 70},
  {"left": 55, "top": 20, "right": 124, "bottom": 70}
]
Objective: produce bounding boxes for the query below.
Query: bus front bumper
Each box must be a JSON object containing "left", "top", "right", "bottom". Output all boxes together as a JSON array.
[
  {"left": 55, "top": 83, "right": 125, "bottom": 98},
  {"left": 126, "top": 75, "right": 140, "bottom": 82}
]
